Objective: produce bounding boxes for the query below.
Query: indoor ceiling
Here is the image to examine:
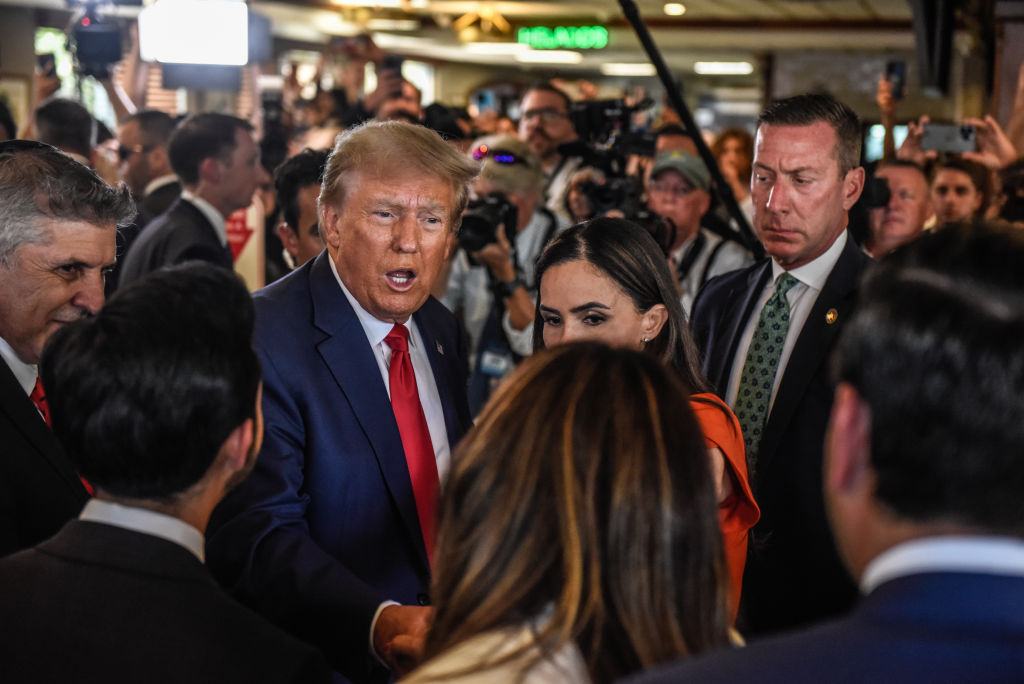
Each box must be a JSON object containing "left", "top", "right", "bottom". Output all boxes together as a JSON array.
[{"left": 253, "top": 0, "right": 916, "bottom": 74}]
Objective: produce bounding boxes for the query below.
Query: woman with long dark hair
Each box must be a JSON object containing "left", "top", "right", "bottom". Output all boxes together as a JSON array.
[{"left": 533, "top": 217, "right": 759, "bottom": 620}]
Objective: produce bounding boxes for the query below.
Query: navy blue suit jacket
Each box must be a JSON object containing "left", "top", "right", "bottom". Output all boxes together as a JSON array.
[
  {"left": 624, "top": 571, "right": 1024, "bottom": 683},
  {"left": 207, "top": 252, "right": 471, "bottom": 682},
  {"left": 690, "top": 232, "right": 870, "bottom": 634}
]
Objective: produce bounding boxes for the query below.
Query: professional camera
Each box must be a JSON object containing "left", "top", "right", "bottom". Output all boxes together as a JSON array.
[
  {"left": 459, "top": 192, "right": 518, "bottom": 254},
  {"left": 575, "top": 176, "right": 646, "bottom": 219},
  {"left": 68, "top": 4, "right": 123, "bottom": 80}
]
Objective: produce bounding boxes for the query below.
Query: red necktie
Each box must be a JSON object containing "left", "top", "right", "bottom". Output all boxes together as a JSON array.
[
  {"left": 384, "top": 324, "right": 439, "bottom": 565},
  {"left": 31, "top": 376, "right": 93, "bottom": 497}
]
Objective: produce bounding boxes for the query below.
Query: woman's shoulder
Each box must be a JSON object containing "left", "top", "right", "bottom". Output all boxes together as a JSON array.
[
  {"left": 689, "top": 393, "right": 740, "bottom": 432},
  {"left": 403, "top": 624, "right": 590, "bottom": 684}
]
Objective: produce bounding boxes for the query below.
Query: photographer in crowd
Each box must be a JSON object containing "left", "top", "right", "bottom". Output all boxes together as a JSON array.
[
  {"left": 440, "top": 135, "right": 564, "bottom": 412},
  {"left": 646, "top": 150, "right": 753, "bottom": 316}
]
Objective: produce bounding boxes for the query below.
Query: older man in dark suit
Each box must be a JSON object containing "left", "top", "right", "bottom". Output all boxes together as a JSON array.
[
  {"left": 208, "top": 120, "right": 479, "bottom": 682},
  {"left": 689, "top": 93, "right": 869, "bottom": 635},
  {"left": 0, "top": 140, "right": 133, "bottom": 558},
  {"left": 119, "top": 112, "right": 269, "bottom": 285},
  {"left": 627, "top": 222, "right": 1024, "bottom": 684},
  {"left": 0, "top": 263, "right": 333, "bottom": 683}
]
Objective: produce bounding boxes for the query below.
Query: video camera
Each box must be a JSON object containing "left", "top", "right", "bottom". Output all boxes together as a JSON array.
[
  {"left": 458, "top": 192, "right": 518, "bottom": 256},
  {"left": 67, "top": 3, "right": 124, "bottom": 80}
]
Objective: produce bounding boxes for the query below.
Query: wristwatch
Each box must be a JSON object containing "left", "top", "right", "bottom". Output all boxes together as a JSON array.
[{"left": 493, "top": 277, "right": 524, "bottom": 299}]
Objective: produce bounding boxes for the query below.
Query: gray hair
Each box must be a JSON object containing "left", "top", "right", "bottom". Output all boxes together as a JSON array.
[{"left": 0, "top": 141, "right": 135, "bottom": 266}]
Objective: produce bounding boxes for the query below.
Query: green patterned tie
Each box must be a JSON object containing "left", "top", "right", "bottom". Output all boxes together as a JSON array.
[{"left": 734, "top": 272, "right": 799, "bottom": 465}]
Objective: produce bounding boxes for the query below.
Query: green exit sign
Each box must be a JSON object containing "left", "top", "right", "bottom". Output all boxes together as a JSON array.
[{"left": 517, "top": 26, "right": 609, "bottom": 50}]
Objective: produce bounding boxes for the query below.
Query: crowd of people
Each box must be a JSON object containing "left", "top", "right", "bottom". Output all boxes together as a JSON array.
[{"left": 0, "top": 42, "right": 1023, "bottom": 684}]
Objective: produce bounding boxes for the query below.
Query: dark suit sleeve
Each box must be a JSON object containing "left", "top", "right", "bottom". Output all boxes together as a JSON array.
[{"left": 208, "top": 345, "right": 388, "bottom": 681}]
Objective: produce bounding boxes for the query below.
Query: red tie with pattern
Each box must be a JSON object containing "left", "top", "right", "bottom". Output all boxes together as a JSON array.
[
  {"left": 32, "top": 376, "right": 93, "bottom": 496},
  {"left": 384, "top": 324, "right": 439, "bottom": 565}
]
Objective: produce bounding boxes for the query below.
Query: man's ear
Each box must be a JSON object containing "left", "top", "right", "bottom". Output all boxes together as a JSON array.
[
  {"left": 826, "top": 382, "right": 872, "bottom": 496},
  {"left": 320, "top": 203, "right": 343, "bottom": 249},
  {"left": 641, "top": 303, "right": 669, "bottom": 342},
  {"left": 198, "top": 156, "right": 221, "bottom": 185},
  {"left": 219, "top": 418, "right": 254, "bottom": 476},
  {"left": 276, "top": 223, "right": 299, "bottom": 259},
  {"left": 842, "top": 166, "right": 866, "bottom": 211}
]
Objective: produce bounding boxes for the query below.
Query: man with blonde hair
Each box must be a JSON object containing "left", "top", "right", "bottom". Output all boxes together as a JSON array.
[{"left": 208, "top": 120, "right": 479, "bottom": 682}]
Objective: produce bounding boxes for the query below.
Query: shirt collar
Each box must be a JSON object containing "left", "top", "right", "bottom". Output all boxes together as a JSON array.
[
  {"left": 0, "top": 335, "right": 37, "bottom": 395},
  {"left": 79, "top": 498, "right": 206, "bottom": 562},
  {"left": 327, "top": 254, "right": 416, "bottom": 349},
  {"left": 144, "top": 174, "right": 178, "bottom": 197},
  {"left": 771, "top": 229, "right": 848, "bottom": 291},
  {"left": 861, "top": 535, "right": 1024, "bottom": 594},
  {"left": 180, "top": 190, "right": 227, "bottom": 247}
]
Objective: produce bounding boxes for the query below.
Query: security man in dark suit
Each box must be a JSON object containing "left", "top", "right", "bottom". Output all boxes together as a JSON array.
[
  {"left": 627, "top": 222, "right": 1024, "bottom": 684},
  {"left": 689, "top": 93, "right": 870, "bottom": 635},
  {"left": 107, "top": 109, "right": 182, "bottom": 294},
  {"left": 119, "top": 112, "right": 269, "bottom": 285},
  {"left": 0, "top": 263, "right": 332, "bottom": 683},
  {"left": 0, "top": 140, "right": 133, "bottom": 558}
]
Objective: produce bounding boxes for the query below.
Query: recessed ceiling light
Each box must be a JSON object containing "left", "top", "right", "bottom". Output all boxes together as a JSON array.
[
  {"left": 515, "top": 50, "right": 583, "bottom": 64},
  {"left": 694, "top": 61, "right": 754, "bottom": 75},
  {"left": 664, "top": 3, "right": 686, "bottom": 16},
  {"left": 600, "top": 63, "right": 657, "bottom": 76}
]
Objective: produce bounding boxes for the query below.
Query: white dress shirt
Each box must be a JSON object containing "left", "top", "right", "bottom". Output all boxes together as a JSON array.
[
  {"left": 143, "top": 173, "right": 179, "bottom": 198},
  {"left": 861, "top": 535, "right": 1024, "bottom": 594},
  {"left": 79, "top": 498, "right": 206, "bottom": 562},
  {"left": 726, "top": 230, "right": 848, "bottom": 411},
  {"left": 180, "top": 190, "right": 228, "bottom": 248},
  {"left": 0, "top": 335, "right": 37, "bottom": 396},
  {"left": 328, "top": 257, "right": 451, "bottom": 482}
]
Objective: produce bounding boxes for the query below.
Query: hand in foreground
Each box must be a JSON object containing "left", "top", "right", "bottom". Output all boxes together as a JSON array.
[{"left": 373, "top": 604, "right": 433, "bottom": 677}]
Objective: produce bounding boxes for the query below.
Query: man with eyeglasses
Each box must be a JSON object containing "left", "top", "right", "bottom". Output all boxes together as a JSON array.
[
  {"left": 107, "top": 110, "right": 181, "bottom": 293},
  {"left": 517, "top": 82, "right": 582, "bottom": 224},
  {"left": 647, "top": 150, "right": 753, "bottom": 316}
]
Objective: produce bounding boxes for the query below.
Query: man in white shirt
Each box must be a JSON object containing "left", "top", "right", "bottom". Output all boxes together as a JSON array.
[
  {"left": 628, "top": 221, "right": 1024, "bottom": 684},
  {"left": 689, "top": 93, "right": 870, "bottom": 635},
  {"left": 119, "top": 112, "right": 270, "bottom": 285},
  {"left": 207, "top": 120, "right": 479, "bottom": 682},
  {"left": 646, "top": 149, "right": 753, "bottom": 316},
  {"left": 0, "top": 140, "right": 132, "bottom": 558},
  {"left": 0, "top": 262, "right": 332, "bottom": 683},
  {"left": 518, "top": 82, "right": 582, "bottom": 224}
]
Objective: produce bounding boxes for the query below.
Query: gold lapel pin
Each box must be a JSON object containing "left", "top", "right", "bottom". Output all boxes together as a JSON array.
[{"left": 825, "top": 308, "right": 838, "bottom": 325}]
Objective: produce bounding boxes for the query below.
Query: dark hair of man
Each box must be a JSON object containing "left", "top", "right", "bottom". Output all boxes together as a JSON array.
[
  {"left": 932, "top": 155, "right": 991, "bottom": 210},
  {"left": 998, "top": 158, "right": 1024, "bottom": 223},
  {"left": 757, "top": 92, "right": 862, "bottom": 174},
  {"left": 0, "top": 140, "right": 134, "bottom": 265},
  {"left": 835, "top": 221, "right": 1024, "bottom": 534},
  {"left": 425, "top": 343, "right": 729, "bottom": 682},
  {"left": 168, "top": 112, "right": 254, "bottom": 186},
  {"left": 40, "top": 263, "right": 261, "bottom": 501},
  {"left": 0, "top": 99, "right": 17, "bottom": 141},
  {"left": 877, "top": 158, "right": 927, "bottom": 177},
  {"left": 274, "top": 148, "right": 328, "bottom": 235},
  {"left": 125, "top": 109, "right": 177, "bottom": 148},
  {"left": 34, "top": 97, "right": 96, "bottom": 158},
  {"left": 521, "top": 81, "right": 573, "bottom": 113},
  {"left": 533, "top": 217, "right": 710, "bottom": 394},
  {"left": 654, "top": 123, "right": 693, "bottom": 142}
]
